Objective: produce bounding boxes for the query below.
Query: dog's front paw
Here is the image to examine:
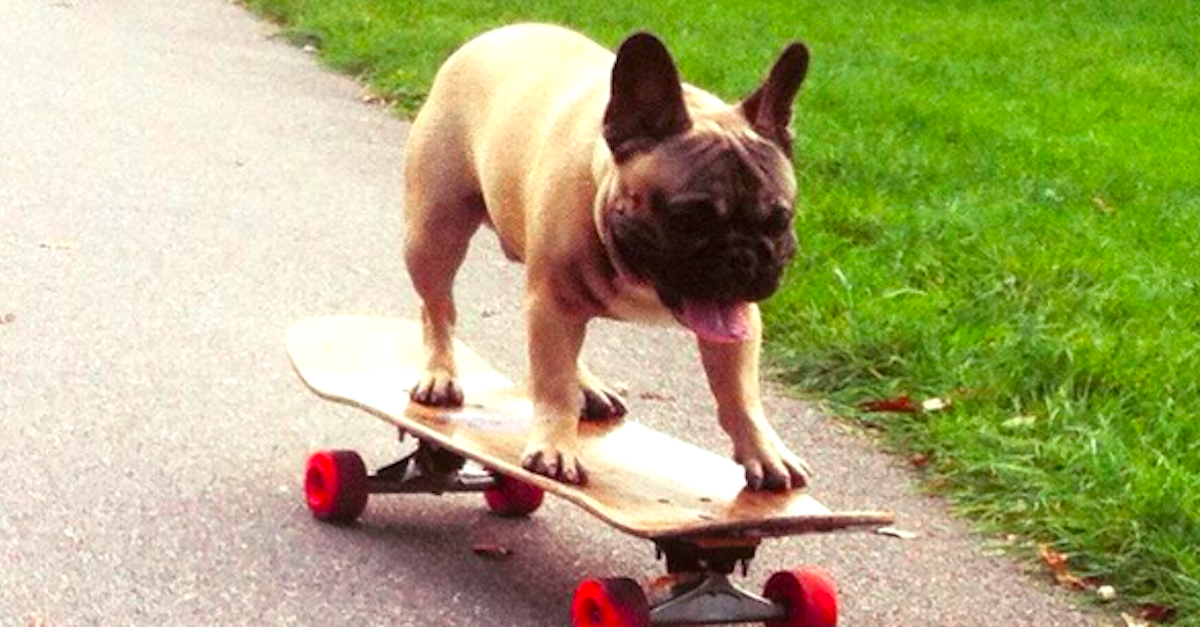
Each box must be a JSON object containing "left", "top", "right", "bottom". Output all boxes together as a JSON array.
[
  {"left": 521, "top": 441, "right": 588, "bottom": 485},
  {"left": 410, "top": 369, "right": 464, "bottom": 407},
  {"left": 736, "top": 440, "right": 812, "bottom": 492}
]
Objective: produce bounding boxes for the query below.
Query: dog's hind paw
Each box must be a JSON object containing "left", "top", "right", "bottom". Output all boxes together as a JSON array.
[
  {"left": 577, "top": 364, "right": 627, "bottom": 421},
  {"left": 581, "top": 384, "right": 627, "bottom": 421}
]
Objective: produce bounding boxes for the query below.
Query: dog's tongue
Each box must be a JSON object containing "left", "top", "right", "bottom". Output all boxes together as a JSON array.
[{"left": 678, "top": 300, "right": 752, "bottom": 343}]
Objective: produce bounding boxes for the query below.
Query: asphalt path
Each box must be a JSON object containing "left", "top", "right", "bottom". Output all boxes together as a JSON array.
[{"left": 1, "top": 1, "right": 1108, "bottom": 625}]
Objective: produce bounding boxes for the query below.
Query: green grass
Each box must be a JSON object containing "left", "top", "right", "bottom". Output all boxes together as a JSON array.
[{"left": 241, "top": 0, "right": 1200, "bottom": 621}]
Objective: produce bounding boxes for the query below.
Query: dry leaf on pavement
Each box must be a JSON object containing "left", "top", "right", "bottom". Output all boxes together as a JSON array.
[
  {"left": 472, "top": 543, "right": 513, "bottom": 561},
  {"left": 859, "top": 394, "right": 922, "bottom": 414},
  {"left": 638, "top": 391, "right": 675, "bottom": 402},
  {"left": 875, "top": 526, "right": 919, "bottom": 540}
]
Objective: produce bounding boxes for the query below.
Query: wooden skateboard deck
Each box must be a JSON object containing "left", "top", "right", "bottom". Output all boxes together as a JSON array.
[{"left": 288, "top": 315, "right": 893, "bottom": 540}]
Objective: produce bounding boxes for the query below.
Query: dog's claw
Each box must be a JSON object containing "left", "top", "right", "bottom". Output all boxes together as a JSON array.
[
  {"left": 581, "top": 385, "right": 627, "bottom": 421},
  {"left": 737, "top": 442, "right": 811, "bottom": 491},
  {"left": 743, "top": 462, "right": 765, "bottom": 491},
  {"left": 521, "top": 447, "right": 588, "bottom": 485},
  {"left": 410, "top": 371, "right": 464, "bottom": 407}
]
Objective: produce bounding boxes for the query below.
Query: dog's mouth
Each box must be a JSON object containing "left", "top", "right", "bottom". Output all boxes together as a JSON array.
[
  {"left": 674, "top": 299, "right": 753, "bottom": 343},
  {"left": 610, "top": 267, "right": 754, "bottom": 343}
]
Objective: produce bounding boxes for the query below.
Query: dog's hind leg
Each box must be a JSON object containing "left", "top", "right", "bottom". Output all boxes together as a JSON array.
[
  {"left": 402, "top": 123, "right": 485, "bottom": 407},
  {"left": 403, "top": 191, "right": 484, "bottom": 406}
]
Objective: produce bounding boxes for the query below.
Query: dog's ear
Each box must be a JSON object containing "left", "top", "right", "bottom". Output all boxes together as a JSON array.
[
  {"left": 603, "top": 32, "right": 692, "bottom": 162},
  {"left": 740, "top": 42, "right": 809, "bottom": 157}
]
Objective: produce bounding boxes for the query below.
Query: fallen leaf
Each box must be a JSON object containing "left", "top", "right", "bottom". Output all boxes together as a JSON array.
[
  {"left": 1037, "top": 543, "right": 1067, "bottom": 572},
  {"left": 859, "top": 394, "right": 921, "bottom": 414},
  {"left": 1136, "top": 604, "right": 1177, "bottom": 623},
  {"left": 875, "top": 526, "right": 919, "bottom": 540},
  {"left": 1122, "top": 612, "right": 1151, "bottom": 627},
  {"left": 638, "top": 391, "right": 675, "bottom": 402},
  {"left": 360, "top": 91, "right": 387, "bottom": 105},
  {"left": 1092, "top": 196, "right": 1117, "bottom": 215},
  {"left": 472, "top": 543, "right": 513, "bottom": 561},
  {"left": 1037, "top": 543, "right": 1089, "bottom": 590},
  {"left": 908, "top": 453, "right": 930, "bottom": 469}
]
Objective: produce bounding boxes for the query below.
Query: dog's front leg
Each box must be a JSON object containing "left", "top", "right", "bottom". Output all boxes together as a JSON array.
[
  {"left": 522, "top": 292, "right": 589, "bottom": 485},
  {"left": 698, "top": 304, "right": 811, "bottom": 491}
]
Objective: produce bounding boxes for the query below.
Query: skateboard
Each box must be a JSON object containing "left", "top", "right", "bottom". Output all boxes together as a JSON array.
[{"left": 288, "top": 315, "right": 894, "bottom": 627}]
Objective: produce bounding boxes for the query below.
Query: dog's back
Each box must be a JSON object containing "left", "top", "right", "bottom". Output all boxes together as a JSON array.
[
  {"left": 404, "top": 25, "right": 616, "bottom": 258},
  {"left": 430, "top": 24, "right": 612, "bottom": 125}
]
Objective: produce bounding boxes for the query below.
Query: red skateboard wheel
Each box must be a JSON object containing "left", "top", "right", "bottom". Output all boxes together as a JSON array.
[
  {"left": 763, "top": 567, "right": 839, "bottom": 627},
  {"left": 304, "top": 450, "right": 369, "bottom": 523},
  {"left": 571, "top": 578, "right": 651, "bottom": 627},
  {"left": 484, "top": 474, "right": 545, "bottom": 517}
]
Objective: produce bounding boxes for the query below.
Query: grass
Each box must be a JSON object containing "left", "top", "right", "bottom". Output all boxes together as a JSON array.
[{"left": 240, "top": 0, "right": 1200, "bottom": 621}]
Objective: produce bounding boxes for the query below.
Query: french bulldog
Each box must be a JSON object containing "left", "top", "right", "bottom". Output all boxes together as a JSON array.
[{"left": 402, "top": 23, "right": 811, "bottom": 490}]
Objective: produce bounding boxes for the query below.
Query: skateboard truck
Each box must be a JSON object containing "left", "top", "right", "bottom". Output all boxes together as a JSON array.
[
  {"left": 367, "top": 431, "right": 493, "bottom": 495},
  {"left": 649, "top": 539, "right": 786, "bottom": 625},
  {"left": 303, "top": 429, "right": 546, "bottom": 523},
  {"left": 651, "top": 573, "right": 784, "bottom": 625},
  {"left": 573, "top": 546, "right": 836, "bottom": 627},
  {"left": 569, "top": 538, "right": 839, "bottom": 626}
]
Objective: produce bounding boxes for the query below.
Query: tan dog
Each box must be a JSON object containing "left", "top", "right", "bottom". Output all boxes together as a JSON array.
[{"left": 402, "top": 24, "right": 811, "bottom": 490}]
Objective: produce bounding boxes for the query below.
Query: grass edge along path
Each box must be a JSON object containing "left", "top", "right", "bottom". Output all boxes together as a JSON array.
[{"left": 238, "top": 1, "right": 1200, "bottom": 623}]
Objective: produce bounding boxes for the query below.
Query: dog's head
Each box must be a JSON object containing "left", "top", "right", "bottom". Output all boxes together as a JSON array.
[{"left": 598, "top": 33, "right": 809, "bottom": 342}]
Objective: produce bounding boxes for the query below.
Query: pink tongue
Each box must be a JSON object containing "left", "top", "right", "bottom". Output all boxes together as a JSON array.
[{"left": 679, "top": 300, "right": 752, "bottom": 343}]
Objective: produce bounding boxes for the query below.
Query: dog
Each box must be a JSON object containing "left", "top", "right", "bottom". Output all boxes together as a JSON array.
[{"left": 402, "top": 23, "right": 811, "bottom": 490}]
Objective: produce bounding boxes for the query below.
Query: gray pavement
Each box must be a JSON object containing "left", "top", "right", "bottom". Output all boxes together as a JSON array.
[{"left": 1, "top": 0, "right": 1108, "bottom": 625}]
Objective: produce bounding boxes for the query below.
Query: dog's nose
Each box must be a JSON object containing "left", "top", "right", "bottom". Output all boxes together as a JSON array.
[
  {"left": 729, "top": 234, "right": 795, "bottom": 300},
  {"left": 726, "top": 246, "right": 760, "bottom": 281}
]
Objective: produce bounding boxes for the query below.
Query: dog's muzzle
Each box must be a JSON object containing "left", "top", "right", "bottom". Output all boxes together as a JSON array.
[{"left": 606, "top": 212, "right": 797, "bottom": 307}]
